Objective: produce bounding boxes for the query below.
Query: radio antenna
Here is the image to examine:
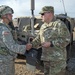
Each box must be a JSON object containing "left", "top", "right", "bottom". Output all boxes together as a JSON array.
[{"left": 62, "top": 0, "right": 67, "bottom": 15}]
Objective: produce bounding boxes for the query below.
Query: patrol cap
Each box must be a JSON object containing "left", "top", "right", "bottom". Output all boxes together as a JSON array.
[
  {"left": 0, "top": 5, "right": 14, "bottom": 18},
  {"left": 39, "top": 6, "right": 54, "bottom": 14}
]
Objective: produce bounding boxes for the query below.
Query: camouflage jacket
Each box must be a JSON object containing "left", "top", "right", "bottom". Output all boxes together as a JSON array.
[
  {"left": 0, "top": 23, "right": 26, "bottom": 59},
  {"left": 31, "top": 18, "right": 71, "bottom": 61}
]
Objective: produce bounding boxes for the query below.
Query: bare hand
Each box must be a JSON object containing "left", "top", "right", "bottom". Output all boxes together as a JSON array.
[
  {"left": 42, "top": 42, "right": 51, "bottom": 48},
  {"left": 26, "top": 43, "right": 32, "bottom": 50}
]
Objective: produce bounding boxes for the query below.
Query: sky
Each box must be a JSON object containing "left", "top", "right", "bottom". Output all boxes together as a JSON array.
[{"left": 0, "top": 0, "right": 75, "bottom": 18}]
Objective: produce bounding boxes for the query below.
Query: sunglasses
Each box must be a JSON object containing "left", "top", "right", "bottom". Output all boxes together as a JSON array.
[
  {"left": 41, "top": 13, "right": 45, "bottom": 15},
  {"left": 41, "top": 12, "right": 50, "bottom": 16}
]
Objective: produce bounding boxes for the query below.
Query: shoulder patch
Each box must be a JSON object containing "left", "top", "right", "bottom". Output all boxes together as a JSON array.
[{"left": 2, "top": 31, "right": 9, "bottom": 35}]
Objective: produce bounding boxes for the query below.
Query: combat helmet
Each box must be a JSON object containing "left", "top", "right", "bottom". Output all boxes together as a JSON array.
[{"left": 0, "top": 5, "right": 14, "bottom": 18}]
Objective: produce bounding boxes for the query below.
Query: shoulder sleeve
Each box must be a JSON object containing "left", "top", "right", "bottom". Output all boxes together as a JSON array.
[
  {"left": 2, "top": 26, "right": 26, "bottom": 54},
  {"left": 52, "top": 20, "right": 71, "bottom": 49}
]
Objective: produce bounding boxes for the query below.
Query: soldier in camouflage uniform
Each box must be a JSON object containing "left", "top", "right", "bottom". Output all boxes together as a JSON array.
[
  {"left": 30, "top": 6, "right": 71, "bottom": 75},
  {"left": 0, "top": 5, "right": 31, "bottom": 75}
]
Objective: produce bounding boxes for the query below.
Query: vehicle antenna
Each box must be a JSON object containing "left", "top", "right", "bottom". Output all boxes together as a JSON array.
[
  {"left": 31, "top": 0, "right": 35, "bottom": 36},
  {"left": 62, "top": 0, "right": 67, "bottom": 16}
]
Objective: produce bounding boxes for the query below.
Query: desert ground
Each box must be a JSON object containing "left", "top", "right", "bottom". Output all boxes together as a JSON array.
[{"left": 15, "top": 55, "right": 44, "bottom": 75}]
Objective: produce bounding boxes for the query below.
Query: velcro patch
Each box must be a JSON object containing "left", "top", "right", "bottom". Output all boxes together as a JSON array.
[{"left": 3, "top": 31, "right": 9, "bottom": 35}]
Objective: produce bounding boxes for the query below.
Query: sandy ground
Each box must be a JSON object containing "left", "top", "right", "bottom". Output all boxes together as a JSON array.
[{"left": 15, "top": 55, "right": 44, "bottom": 75}]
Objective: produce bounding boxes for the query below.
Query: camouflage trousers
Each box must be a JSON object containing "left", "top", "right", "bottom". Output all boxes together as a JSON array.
[
  {"left": 43, "top": 61, "right": 67, "bottom": 75},
  {"left": 0, "top": 56, "right": 15, "bottom": 75}
]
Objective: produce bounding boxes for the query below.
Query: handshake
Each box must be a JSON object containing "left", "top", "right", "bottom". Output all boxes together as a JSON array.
[
  {"left": 26, "top": 42, "right": 52, "bottom": 51},
  {"left": 26, "top": 43, "right": 32, "bottom": 51}
]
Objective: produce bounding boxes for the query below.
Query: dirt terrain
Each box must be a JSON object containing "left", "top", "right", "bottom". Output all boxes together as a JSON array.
[{"left": 15, "top": 55, "right": 44, "bottom": 75}]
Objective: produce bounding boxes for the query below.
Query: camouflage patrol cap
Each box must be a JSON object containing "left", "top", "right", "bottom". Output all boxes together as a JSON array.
[
  {"left": 0, "top": 5, "right": 14, "bottom": 18},
  {"left": 39, "top": 6, "right": 54, "bottom": 14}
]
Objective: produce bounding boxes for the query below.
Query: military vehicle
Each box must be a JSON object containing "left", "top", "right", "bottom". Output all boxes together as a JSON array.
[
  {"left": 13, "top": 14, "right": 75, "bottom": 55},
  {"left": 12, "top": 13, "right": 75, "bottom": 74},
  {"left": 12, "top": 0, "right": 75, "bottom": 73}
]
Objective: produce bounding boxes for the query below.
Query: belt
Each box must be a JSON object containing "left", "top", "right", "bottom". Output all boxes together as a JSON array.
[{"left": 0, "top": 47, "right": 9, "bottom": 55}]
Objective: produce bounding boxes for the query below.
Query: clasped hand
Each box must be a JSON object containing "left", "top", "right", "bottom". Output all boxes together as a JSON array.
[{"left": 26, "top": 43, "right": 32, "bottom": 50}]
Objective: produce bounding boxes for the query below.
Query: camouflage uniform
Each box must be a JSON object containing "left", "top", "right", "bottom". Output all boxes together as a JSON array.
[
  {"left": 31, "top": 16, "right": 71, "bottom": 75},
  {"left": 0, "top": 5, "right": 26, "bottom": 75}
]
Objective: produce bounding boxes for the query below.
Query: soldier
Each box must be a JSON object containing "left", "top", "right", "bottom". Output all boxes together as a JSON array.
[
  {"left": 0, "top": 5, "right": 31, "bottom": 75},
  {"left": 30, "top": 6, "right": 71, "bottom": 75}
]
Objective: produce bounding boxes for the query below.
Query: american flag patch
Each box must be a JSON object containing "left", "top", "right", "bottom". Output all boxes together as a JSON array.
[{"left": 3, "top": 31, "right": 9, "bottom": 35}]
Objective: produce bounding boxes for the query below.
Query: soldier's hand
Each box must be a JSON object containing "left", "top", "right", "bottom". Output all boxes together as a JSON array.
[
  {"left": 42, "top": 42, "right": 51, "bottom": 48},
  {"left": 26, "top": 43, "right": 32, "bottom": 50}
]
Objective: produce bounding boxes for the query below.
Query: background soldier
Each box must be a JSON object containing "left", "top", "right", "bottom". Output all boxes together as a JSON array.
[
  {"left": 0, "top": 5, "right": 31, "bottom": 75},
  {"left": 30, "top": 6, "right": 71, "bottom": 75}
]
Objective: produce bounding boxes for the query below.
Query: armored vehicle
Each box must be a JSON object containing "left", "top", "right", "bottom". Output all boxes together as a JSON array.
[
  {"left": 13, "top": 14, "right": 75, "bottom": 74},
  {"left": 12, "top": 1, "right": 75, "bottom": 73}
]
